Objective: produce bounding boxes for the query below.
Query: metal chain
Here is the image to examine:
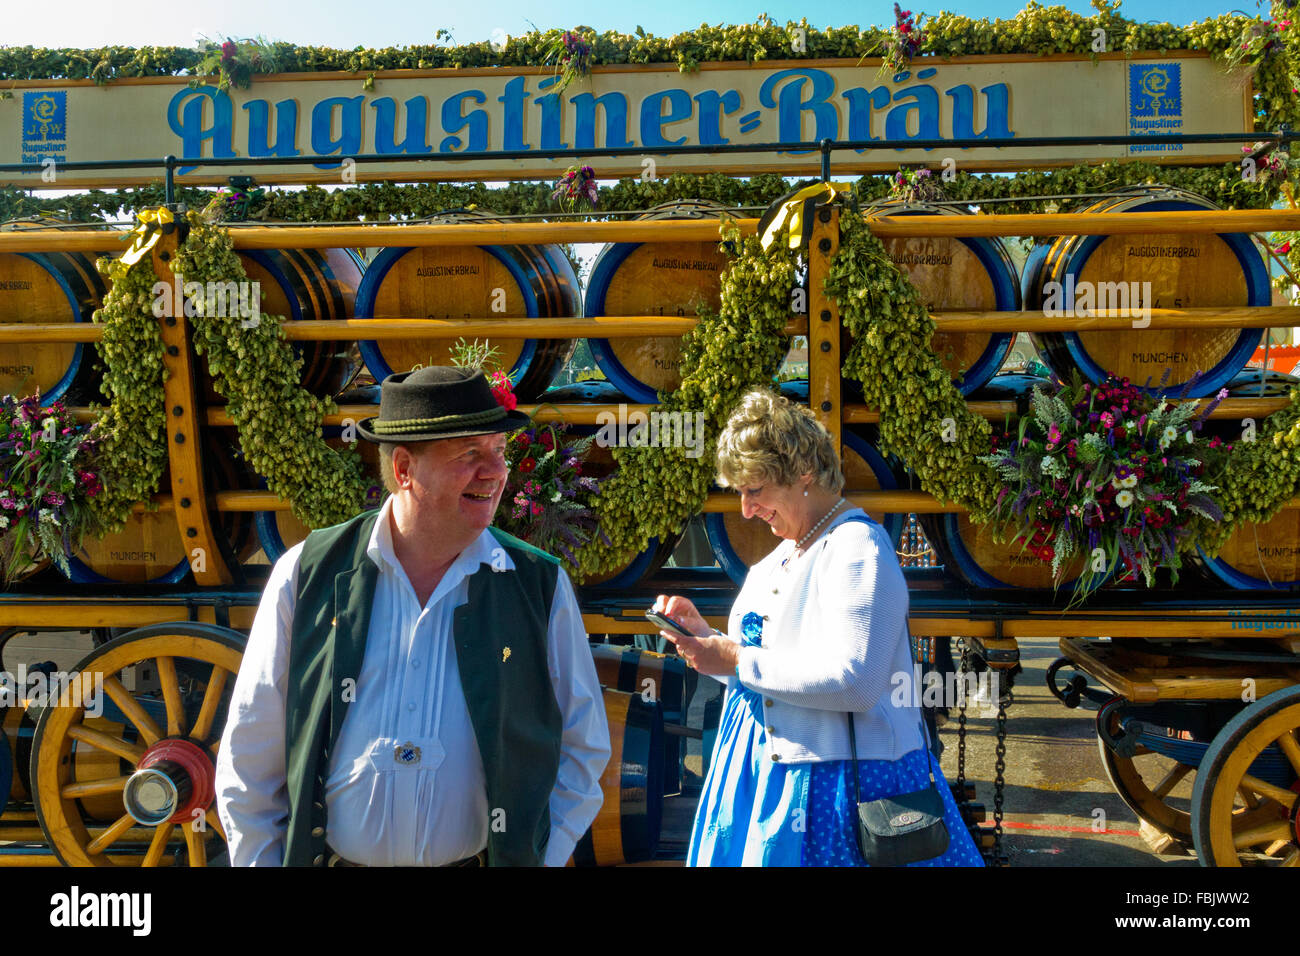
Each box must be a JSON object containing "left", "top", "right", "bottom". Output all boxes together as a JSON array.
[
  {"left": 956, "top": 640, "right": 968, "bottom": 798},
  {"left": 992, "top": 683, "right": 1013, "bottom": 867}
]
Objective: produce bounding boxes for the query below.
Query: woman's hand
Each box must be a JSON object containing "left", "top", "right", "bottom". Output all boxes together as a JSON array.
[
  {"left": 653, "top": 594, "right": 740, "bottom": 676},
  {"left": 652, "top": 594, "right": 708, "bottom": 637}
]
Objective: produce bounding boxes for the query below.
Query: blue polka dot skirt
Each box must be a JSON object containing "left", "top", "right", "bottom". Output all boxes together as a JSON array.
[
  {"left": 688, "top": 611, "right": 984, "bottom": 867},
  {"left": 801, "top": 749, "right": 984, "bottom": 867}
]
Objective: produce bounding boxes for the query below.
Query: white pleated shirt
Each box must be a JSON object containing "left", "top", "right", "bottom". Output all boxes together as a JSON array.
[{"left": 215, "top": 496, "right": 611, "bottom": 866}]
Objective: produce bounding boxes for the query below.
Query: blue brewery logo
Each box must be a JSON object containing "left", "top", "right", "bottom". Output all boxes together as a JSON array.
[
  {"left": 22, "top": 91, "right": 67, "bottom": 165},
  {"left": 1127, "top": 63, "right": 1182, "bottom": 155}
]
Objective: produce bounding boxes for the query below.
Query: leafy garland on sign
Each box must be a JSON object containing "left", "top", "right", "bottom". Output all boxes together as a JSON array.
[
  {"left": 1, "top": 161, "right": 1285, "bottom": 228},
  {"left": 169, "top": 212, "right": 371, "bottom": 529}
]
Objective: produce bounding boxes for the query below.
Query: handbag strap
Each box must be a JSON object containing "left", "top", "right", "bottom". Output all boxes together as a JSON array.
[{"left": 834, "top": 512, "right": 939, "bottom": 789}]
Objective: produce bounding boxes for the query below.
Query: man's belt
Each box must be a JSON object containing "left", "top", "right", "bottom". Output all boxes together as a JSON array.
[{"left": 325, "top": 847, "right": 487, "bottom": 867}]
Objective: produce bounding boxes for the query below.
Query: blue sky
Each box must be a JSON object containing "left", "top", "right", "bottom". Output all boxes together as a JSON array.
[{"left": 2, "top": 0, "right": 1266, "bottom": 49}]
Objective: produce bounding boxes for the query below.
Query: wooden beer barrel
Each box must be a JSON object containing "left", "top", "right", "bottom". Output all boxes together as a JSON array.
[
  {"left": 571, "top": 688, "right": 664, "bottom": 866},
  {"left": 1023, "top": 188, "right": 1269, "bottom": 397},
  {"left": 589, "top": 643, "right": 694, "bottom": 795},
  {"left": 584, "top": 200, "right": 730, "bottom": 403},
  {"left": 704, "top": 428, "right": 906, "bottom": 586},
  {"left": 861, "top": 202, "right": 1020, "bottom": 395},
  {"left": 539, "top": 380, "right": 681, "bottom": 587},
  {"left": 354, "top": 210, "right": 577, "bottom": 401},
  {"left": 1, "top": 692, "right": 37, "bottom": 806},
  {"left": 924, "top": 512, "right": 1088, "bottom": 590},
  {"left": 64, "top": 430, "right": 260, "bottom": 584},
  {"left": 0, "top": 219, "right": 111, "bottom": 403},
  {"left": 1195, "top": 371, "right": 1300, "bottom": 589},
  {"left": 254, "top": 432, "right": 385, "bottom": 563},
  {"left": 201, "top": 248, "right": 363, "bottom": 403}
]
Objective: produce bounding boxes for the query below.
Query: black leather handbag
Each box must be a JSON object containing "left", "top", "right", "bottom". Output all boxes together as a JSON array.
[{"left": 846, "top": 711, "right": 950, "bottom": 866}]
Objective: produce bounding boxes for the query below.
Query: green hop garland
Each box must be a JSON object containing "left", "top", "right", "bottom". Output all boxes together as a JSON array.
[
  {"left": 170, "top": 212, "right": 370, "bottom": 529},
  {"left": 85, "top": 251, "right": 169, "bottom": 533},
  {"left": 831, "top": 209, "right": 1002, "bottom": 519},
  {"left": 573, "top": 222, "right": 798, "bottom": 579}
]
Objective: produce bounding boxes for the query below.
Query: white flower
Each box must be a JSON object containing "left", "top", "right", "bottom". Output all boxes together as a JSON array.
[
  {"left": 38, "top": 508, "right": 58, "bottom": 526},
  {"left": 1122, "top": 474, "right": 1138, "bottom": 489},
  {"left": 0, "top": 515, "right": 8, "bottom": 531},
  {"left": 1160, "top": 426, "right": 1177, "bottom": 448},
  {"left": 1185, "top": 430, "right": 1195, "bottom": 444},
  {"left": 1116, "top": 490, "right": 1135, "bottom": 509}
]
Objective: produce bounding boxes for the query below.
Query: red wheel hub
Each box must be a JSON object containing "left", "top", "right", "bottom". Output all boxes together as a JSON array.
[{"left": 123, "top": 737, "right": 215, "bottom": 826}]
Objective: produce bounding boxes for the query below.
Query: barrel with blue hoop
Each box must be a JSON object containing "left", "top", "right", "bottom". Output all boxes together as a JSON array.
[
  {"left": 1023, "top": 187, "right": 1269, "bottom": 397},
  {"left": 704, "top": 425, "right": 906, "bottom": 586},
  {"left": 0, "top": 218, "right": 113, "bottom": 404},
  {"left": 214, "top": 246, "right": 365, "bottom": 403},
  {"left": 860, "top": 201, "right": 1021, "bottom": 396},
  {"left": 583, "top": 200, "right": 731, "bottom": 404},
  {"left": 538, "top": 380, "right": 681, "bottom": 588},
  {"left": 253, "top": 426, "right": 385, "bottom": 565},
  {"left": 353, "top": 210, "right": 577, "bottom": 401},
  {"left": 1194, "top": 370, "right": 1300, "bottom": 590},
  {"left": 63, "top": 430, "right": 261, "bottom": 585},
  {"left": 571, "top": 687, "right": 664, "bottom": 866}
]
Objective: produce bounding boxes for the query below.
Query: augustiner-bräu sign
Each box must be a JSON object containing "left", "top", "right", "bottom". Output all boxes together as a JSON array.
[{"left": 3, "top": 52, "right": 1254, "bottom": 188}]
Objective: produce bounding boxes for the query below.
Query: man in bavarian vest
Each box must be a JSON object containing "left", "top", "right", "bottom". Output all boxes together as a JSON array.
[{"left": 215, "top": 366, "right": 611, "bottom": 866}]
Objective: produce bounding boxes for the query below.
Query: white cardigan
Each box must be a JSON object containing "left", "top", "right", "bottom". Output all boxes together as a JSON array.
[{"left": 728, "top": 507, "right": 926, "bottom": 764}]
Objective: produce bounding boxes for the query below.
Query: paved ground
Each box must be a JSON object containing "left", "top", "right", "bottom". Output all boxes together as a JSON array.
[{"left": 3, "top": 629, "right": 1197, "bottom": 866}]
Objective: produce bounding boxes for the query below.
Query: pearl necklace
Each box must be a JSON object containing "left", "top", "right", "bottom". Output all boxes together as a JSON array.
[{"left": 783, "top": 499, "right": 846, "bottom": 567}]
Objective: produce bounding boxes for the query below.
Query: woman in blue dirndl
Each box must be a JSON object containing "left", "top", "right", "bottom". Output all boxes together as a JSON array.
[{"left": 654, "top": 389, "right": 982, "bottom": 867}]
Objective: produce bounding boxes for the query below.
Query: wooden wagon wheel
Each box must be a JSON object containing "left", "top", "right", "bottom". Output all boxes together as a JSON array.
[
  {"left": 1190, "top": 685, "right": 1300, "bottom": 867},
  {"left": 30, "top": 623, "right": 245, "bottom": 867},
  {"left": 1096, "top": 716, "right": 1197, "bottom": 844}
]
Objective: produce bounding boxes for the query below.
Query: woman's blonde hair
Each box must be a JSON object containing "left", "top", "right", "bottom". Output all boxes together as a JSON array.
[{"left": 715, "top": 388, "right": 845, "bottom": 493}]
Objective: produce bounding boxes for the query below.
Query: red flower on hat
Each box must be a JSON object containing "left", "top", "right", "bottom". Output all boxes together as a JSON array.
[{"left": 488, "top": 370, "right": 517, "bottom": 411}]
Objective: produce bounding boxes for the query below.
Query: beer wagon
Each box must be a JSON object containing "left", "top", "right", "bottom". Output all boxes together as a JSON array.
[{"left": 1, "top": 24, "right": 1299, "bottom": 868}]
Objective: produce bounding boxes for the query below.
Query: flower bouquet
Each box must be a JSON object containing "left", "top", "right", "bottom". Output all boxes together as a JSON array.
[
  {"left": 500, "top": 422, "right": 606, "bottom": 567},
  {"left": 542, "top": 29, "right": 592, "bottom": 94},
  {"left": 189, "top": 36, "right": 283, "bottom": 93},
  {"left": 0, "top": 394, "right": 102, "bottom": 585},
  {"left": 977, "top": 373, "right": 1230, "bottom": 600},
  {"left": 447, "top": 339, "right": 607, "bottom": 567},
  {"left": 889, "top": 167, "right": 944, "bottom": 204},
  {"left": 875, "top": 4, "right": 927, "bottom": 78},
  {"left": 551, "top": 165, "right": 599, "bottom": 213}
]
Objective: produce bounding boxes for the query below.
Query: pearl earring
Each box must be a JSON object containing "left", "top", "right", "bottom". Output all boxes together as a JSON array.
[{"left": 803, "top": 489, "right": 809, "bottom": 497}]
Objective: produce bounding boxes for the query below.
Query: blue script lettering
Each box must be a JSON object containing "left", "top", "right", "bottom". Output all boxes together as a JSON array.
[{"left": 167, "top": 88, "right": 234, "bottom": 174}]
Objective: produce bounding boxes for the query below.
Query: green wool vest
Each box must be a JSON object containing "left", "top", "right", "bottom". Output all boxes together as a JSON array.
[{"left": 281, "top": 508, "right": 564, "bottom": 867}]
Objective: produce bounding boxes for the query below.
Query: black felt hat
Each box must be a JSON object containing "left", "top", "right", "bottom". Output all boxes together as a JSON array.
[{"left": 356, "top": 366, "right": 530, "bottom": 443}]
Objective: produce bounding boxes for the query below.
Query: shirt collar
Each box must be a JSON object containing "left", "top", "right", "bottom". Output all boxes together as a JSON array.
[{"left": 366, "top": 496, "right": 517, "bottom": 598}]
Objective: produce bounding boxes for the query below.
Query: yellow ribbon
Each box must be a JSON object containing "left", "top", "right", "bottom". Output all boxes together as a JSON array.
[
  {"left": 119, "top": 207, "right": 175, "bottom": 267},
  {"left": 758, "top": 181, "right": 850, "bottom": 251}
]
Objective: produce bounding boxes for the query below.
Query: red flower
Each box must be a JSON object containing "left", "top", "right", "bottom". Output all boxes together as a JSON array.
[
  {"left": 221, "top": 40, "right": 238, "bottom": 60},
  {"left": 539, "top": 431, "right": 556, "bottom": 450},
  {"left": 518, "top": 458, "right": 537, "bottom": 474}
]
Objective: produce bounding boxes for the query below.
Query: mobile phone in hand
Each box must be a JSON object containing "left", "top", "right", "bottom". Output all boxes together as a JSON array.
[{"left": 645, "top": 608, "right": 696, "bottom": 640}]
